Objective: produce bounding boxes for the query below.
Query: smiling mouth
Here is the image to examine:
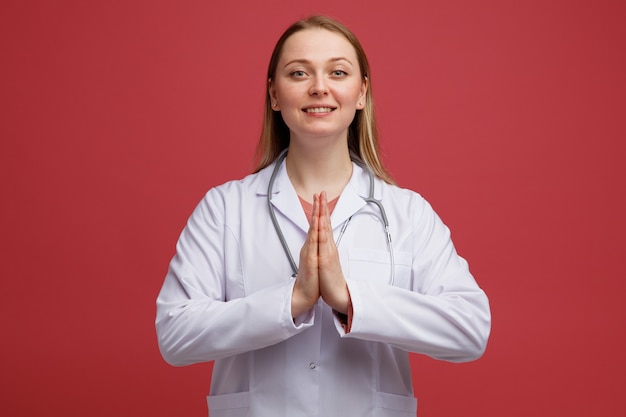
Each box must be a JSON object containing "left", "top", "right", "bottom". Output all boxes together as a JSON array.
[{"left": 303, "top": 107, "right": 336, "bottom": 113}]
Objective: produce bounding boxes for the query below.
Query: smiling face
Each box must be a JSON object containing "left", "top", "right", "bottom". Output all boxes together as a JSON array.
[{"left": 269, "top": 28, "right": 367, "bottom": 147}]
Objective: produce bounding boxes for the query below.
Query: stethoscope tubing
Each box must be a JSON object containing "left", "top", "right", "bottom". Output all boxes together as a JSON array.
[{"left": 266, "top": 151, "right": 299, "bottom": 276}]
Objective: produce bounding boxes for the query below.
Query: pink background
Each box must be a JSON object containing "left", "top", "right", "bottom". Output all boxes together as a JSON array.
[{"left": 1, "top": 1, "right": 624, "bottom": 416}]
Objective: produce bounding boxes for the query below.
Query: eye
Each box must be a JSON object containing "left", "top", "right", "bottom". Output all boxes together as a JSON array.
[
  {"left": 331, "top": 70, "right": 348, "bottom": 77},
  {"left": 290, "top": 70, "right": 306, "bottom": 78}
]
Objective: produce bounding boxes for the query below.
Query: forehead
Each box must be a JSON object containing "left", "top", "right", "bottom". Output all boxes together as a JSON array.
[{"left": 279, "top": 28, "right": 359, "bottom": 65}]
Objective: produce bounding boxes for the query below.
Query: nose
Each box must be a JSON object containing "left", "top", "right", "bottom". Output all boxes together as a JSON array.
[{"left": 309, "top": 76, "right": 328, "bottom": 96}]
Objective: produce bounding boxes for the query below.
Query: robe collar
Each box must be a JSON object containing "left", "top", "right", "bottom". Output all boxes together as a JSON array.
[{"left": 255, "top": 154, "right": 383, "bottom": 233}]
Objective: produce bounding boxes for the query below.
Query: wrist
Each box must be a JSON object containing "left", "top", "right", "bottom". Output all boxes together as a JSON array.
[
  {"left": 291, "top": 280, "right": 318, "bottom": 318},
  {"left": 325, "top": 283, "right": 350, "bottom": 314}
]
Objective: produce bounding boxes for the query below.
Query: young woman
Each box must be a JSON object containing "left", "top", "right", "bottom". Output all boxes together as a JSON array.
[{"left": 156, "top": 16, "right": 491, "bottom": 417}]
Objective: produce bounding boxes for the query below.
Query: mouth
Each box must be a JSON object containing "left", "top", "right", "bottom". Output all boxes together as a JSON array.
[{"left": 302, "top": 106, "right": 336, "bottom": 113}]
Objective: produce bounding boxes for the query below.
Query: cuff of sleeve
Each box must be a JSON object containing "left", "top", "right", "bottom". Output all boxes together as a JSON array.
[{"left": 334, "top": 298, "right": 353, "bottom": 334}]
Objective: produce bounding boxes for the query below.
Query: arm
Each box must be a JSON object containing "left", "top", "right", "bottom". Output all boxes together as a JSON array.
[
  {"left": 155, "top": 189, "right": 313, "bottom": 366},
  {"left": 340, "top": 194, "right": 491, "bottom": 363}
]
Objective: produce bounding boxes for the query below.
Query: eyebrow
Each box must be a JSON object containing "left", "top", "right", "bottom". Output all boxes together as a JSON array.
[{"left": 283, "top": 57, "right": 354, "bottom": 68}]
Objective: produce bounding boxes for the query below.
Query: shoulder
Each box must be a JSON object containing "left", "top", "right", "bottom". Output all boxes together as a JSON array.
[
  {"left": 378, "top": 181, "right": 438, "bottom": 225},
  {"left": 191, "top": 164, "right": 277, "bottom": 221},
  {"left": 380, "top": 181, "right": 428, "bottom": 207},
  {"left": 202, "top": 165, "right": 272, "bottom": 204}
]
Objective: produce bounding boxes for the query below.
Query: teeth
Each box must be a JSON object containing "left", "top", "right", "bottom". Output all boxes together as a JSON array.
[{"left": 305, "top": 107, "right": 333, "bottom": 113}]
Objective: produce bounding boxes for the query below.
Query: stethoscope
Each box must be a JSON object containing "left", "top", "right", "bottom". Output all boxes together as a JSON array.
[{"left": 267, "top": 149, "right": 396, "bottom": 285}]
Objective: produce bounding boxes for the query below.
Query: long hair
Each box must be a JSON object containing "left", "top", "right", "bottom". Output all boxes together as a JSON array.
[{"left": 254, "top": 16, "right": 394, "bottom": 184}]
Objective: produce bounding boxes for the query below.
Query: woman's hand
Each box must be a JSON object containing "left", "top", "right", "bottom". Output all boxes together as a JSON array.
[
  {"left": 291, "top": 194, "right": 321, "bottom": 318},
  {"left": 292, "top": 192, "right": 351, "bottom": 318},
  {"left": 317, "top": 192, "right": 350, "bottom": 314}
]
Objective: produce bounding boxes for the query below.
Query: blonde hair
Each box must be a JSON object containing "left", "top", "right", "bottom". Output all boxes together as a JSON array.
[{"left": 254, "top": 16, "right": 394, "bottom": 184}]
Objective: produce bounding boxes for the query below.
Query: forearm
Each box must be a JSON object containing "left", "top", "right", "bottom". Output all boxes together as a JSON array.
[
  {"left": 342, "top": 279, "right": 491, "bottom": 362},
  {"left": 156, "top": 278, "right": 311, "bottom": 366}
]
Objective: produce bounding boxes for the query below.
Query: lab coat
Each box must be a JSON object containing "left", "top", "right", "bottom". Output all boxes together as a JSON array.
[{"left": 156, "top": 158, "right": 491, "bottom": 417}]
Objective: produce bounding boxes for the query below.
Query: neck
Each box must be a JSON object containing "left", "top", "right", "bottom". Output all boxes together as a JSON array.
[{"left": 285, "top": 141, "right": 353, "bottom": 203}]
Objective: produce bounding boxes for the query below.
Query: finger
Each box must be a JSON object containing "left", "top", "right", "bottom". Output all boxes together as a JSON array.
[
  {"left": 306, "top": 193, "right": 320, "bottom": 242},
  {"left": 323, "top": 192, "right": 334, "bottom": 233},
  {"left": 321, "top": 191, "right": 336, "bottom": 245},
  {"left": 300, "top": 195, "right": 319, "bottom": 272},
  {"left": 312, "top": 193, "right": 321, "bottom": 242},
  {"left": 317, "top": 192, "right": 327, "bottom": 245},
  {"left": 311, "top": 193, "right": 320, "bottom": 222}
]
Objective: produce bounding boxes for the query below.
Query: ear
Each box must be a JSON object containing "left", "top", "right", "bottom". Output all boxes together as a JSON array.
[
  {"left": 268, "top": 78, "right": 280, "bottom": 111},
  {"left": 356, "top": 76, "right": 368, "bottom": 110}
]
